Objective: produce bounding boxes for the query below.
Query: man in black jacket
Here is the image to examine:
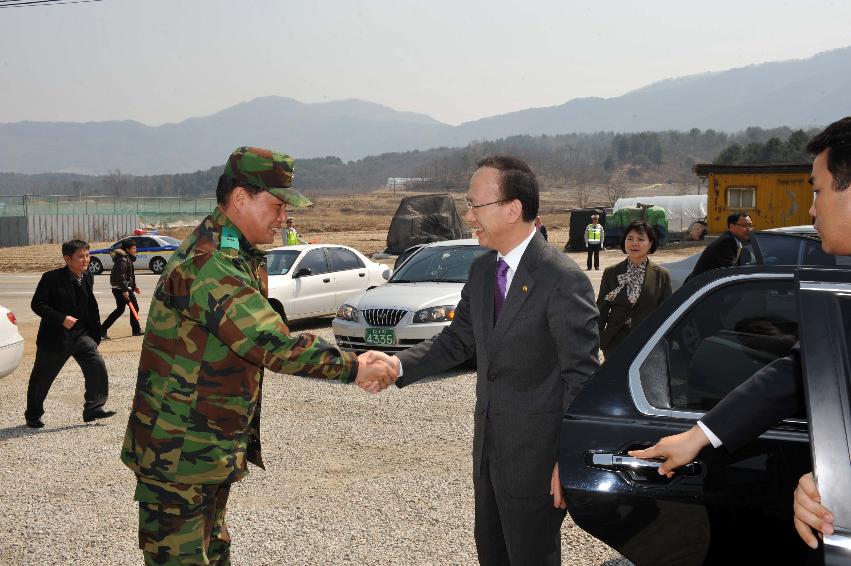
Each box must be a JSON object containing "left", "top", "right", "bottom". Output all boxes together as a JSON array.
[
  {"left": 24, "top": 240, "right": 115, "bottom": 428},
  {"left": 685, "top": 212, "right": 753, "bottom": 282},
  {"left": 100, "top": 239, "right": 143, "bottom": 338}
]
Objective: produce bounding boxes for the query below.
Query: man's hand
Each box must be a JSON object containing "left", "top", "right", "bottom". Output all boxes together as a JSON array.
[
  {"left": 134, "top": 287, "right": 141, "bottom": 295},
  {"left": 355, "top": 351, "right": 399, "bottom": 394},
  {"left": 627, "top": 425, "right": 710, "bottom": 477},
  {"left": 62, "top": 316, "right": 78, "bottom": 329},
  {"left": 794, "top": 472, "right": 834, "bottom": 549},
  {"left": 550, "top": 462, "right": 566, "bottom": 509},
  {"left": 122, "top": 291, "right": 130, "bottom": 300}
]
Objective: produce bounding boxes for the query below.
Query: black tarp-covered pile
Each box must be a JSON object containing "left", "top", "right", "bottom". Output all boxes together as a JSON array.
[{"left": 385, "top": 194, "right": 470, "bottom": 254}]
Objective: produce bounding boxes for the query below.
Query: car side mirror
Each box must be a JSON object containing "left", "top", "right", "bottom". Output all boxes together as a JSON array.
[
  {"left": 382, "top": 268, "right": 391, "bottom": 281},
  {"left": 294, "top": 267, "right": 312, "bottom": 278}
]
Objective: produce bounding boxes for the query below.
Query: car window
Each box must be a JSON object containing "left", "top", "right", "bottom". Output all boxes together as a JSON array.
[
  {"left": 753, "top": 233, "right": 801, "bottom": 265},
  {"left": 390, "top": 245, "right": 488, "bottom": 283},
  {"left": 136, "top": 237, "right": 159, "bottom": 249},
  {"left": 266, "top": 250, "right": 301, "bottom": 275},
  {"left": 297, "top": 249, "right": 330, "bottom": 275},
  {"left": 327, "top": 247, "right": 364, "bottom": 271},
  {"left": 641, "top": 280, "right": 798, "bottom": 412},
  {"left": 159, "top": 236, "right": 181, "bottom": 246}
]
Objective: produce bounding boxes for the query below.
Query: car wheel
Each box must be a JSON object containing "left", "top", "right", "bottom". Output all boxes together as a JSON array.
[
  {"left": 89, "top": 257, "right": 103, "bottom": 275},
  {"left": 268, "top": 299, "right": 288, "bottom": 325},
  {"left": 149, "top": 256, "right": 167, "bottom": 274}
]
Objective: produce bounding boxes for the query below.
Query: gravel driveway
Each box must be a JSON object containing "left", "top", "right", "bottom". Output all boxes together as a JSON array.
[{"left": 0, "top": 319, "right": 630, "bottom": 565}]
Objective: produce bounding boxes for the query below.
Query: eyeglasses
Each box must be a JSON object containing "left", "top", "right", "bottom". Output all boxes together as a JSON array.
[
  {"left": 734, "top": 223, "right": 755, "bottom": 229},
  {"left": 464, "top": 197, "right": 509, "bottom": 210}
]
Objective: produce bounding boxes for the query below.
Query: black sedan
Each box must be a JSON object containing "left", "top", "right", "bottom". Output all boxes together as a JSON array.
[{"left": 560, "top": 264, "right": 851, "bottom": 565}]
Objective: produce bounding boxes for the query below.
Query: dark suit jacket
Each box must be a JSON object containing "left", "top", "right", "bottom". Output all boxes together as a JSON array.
[
  {"left": 31, "top": 266, "right": 102, "bottom": 349},
  {"left": 596, "top": 258, "right": 672, "bottom": 352},
  {"left": 701, "top": 345, "right": 802, "bottom": 452},
  {"left": 686, "top": 230, "right": 742, "bottom": 282},
  {"left": 395, "top": 232, "right": 600, "bottom": 497}
]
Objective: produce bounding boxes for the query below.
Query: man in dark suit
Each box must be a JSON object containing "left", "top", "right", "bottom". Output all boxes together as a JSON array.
[
  {"left": 24, "top": 239, "right": 115, "bottom": 428},
  {"left": 685, "top": 212, "right": 753, "bottom": 282},
  {"left": 630, "top": 116, "right": 851, "bottom": 549},
  {"left": 366, "top": 156, "right": 600, "bottom": 565}
]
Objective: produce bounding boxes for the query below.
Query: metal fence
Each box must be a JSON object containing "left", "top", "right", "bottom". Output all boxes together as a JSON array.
[{"left": 0, "top": 195, "right": 217, "bottom": 225}]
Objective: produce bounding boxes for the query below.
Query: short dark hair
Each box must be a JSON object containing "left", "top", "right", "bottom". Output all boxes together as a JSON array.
[
  {"left": 62, "top": 239, "right": 89, "bottom": 257},
  {"left": 120, "top": 239, "right": 136, "bottom": 251},
  {"left": 216, "top": 174, "right": 265, "bottom": 205},
  {"left": 806, "top": 117, "right": 851, "bottom": 192},
  {"left": 475, "top": 155, "right": 539, "bottom": 222},
  {"left": 727, "top": 212, "right": 750, "bottom": 228},
  {"left": 620, "top": 220, "right": 659, "bottom": 254}
]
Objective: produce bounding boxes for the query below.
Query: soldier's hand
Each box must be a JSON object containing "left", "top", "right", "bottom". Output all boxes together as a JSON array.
[
  {"left": 355, "top": 351, "right": 399, "bottom": 394},
  {"left": 627, "top": 425, "right": 710, "bottom": 478},
  {"left": 122, "top": 291, "right": 130, "bottom": 300},
  {"left": 62, "top": 316, "right": 78, "bottom": 329}
]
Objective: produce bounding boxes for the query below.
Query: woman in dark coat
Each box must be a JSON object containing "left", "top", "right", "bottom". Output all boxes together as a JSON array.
[{"left": 597, "top": 220, "right": 672, "bottom": 357}]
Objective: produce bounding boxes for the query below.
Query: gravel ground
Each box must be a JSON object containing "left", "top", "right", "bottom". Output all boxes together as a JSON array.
[{"left": 0, "top": 321, "right": 631, "bottom": 565}]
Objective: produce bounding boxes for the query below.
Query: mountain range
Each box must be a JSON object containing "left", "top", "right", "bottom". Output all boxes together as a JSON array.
[{"left": 2, "top": 45, "right": 849, "bottom": 175}]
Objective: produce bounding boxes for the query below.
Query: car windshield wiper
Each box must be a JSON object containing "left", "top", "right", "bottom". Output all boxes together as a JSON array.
[
  {"left": 432, "top": 278, "right": 467, "bottom": 283},
  {"left": 389, "top": 279, "right": 414, "bottom": 283}
]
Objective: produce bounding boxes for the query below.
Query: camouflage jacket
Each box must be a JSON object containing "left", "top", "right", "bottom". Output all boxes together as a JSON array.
[{"left": 121, "top": 207, "right": 358, "bottom": 486}]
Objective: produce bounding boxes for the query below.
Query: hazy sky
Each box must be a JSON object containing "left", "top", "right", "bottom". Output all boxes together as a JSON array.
[{"left": 1, "top": 0, "right": 849, "bottom": 126}]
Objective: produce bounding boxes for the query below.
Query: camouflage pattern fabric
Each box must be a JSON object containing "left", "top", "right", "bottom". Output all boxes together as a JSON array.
[
  {"left": 223, "top": 146, "right": 313, "bottom": 208},
  {"left": 138, "top": 481, "right": 231, "bottom": 565},
  {"left": 121, "top": 206, "right": 358, "bottom": 487}
]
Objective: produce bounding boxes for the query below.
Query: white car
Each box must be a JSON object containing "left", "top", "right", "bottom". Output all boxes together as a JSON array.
[
  {"left": 0, "top": 304, "right": 25, "bottom": 379},
  {"left": 266, "top": 244, "right": 391, "bottom": 323},
  {"left": 89, "top": 234, "right": 182, "bottom": 275},
  {"left": 333, "top": 239, "right": 487, "bottom": 354}
]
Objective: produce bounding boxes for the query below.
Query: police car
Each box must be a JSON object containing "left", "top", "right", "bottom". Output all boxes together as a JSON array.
[{"left": 88, "top": 234, "right": 181, "bottom": 275}]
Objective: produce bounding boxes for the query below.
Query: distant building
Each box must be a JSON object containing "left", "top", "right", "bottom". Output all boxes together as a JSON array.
[
  {"left": 693, "top": 163, "right": 813, "bottom": 234},
  {"left": 386, "top": 177, "right": 430, "bottom": 191}
]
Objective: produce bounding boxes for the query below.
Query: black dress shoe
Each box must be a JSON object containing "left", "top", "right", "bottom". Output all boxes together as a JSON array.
[
  {"left": 83, "top": 409, "right": 117, "bottom": 423},
  {"left": 26, "top": 419, "right": 45, "bottom": 429},
  {"left": 132, "top": 330, "right": 145, "bottom": 336}
]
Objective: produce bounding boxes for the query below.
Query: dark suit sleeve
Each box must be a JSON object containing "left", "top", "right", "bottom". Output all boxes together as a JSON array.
[
  {"left": 715, "top": 236, "right": 740, "bottom": 269},
  {"left": 31, "top": 271, "right": 67, "bottom": 327},
  {"left": 658, "top": 267, "right": 672, "bottom": 303},
  {"left": 595, "top": 268, "right": 613, "bottom": 337},
  {"left": 549, "top": 268, "right": 600, "bottom": 411},
  {"left": 700, "top": 345, "right": 803, "bottom": 453},
  {"left": 394, "top": 276, "right": 476, "bottom": 387}
]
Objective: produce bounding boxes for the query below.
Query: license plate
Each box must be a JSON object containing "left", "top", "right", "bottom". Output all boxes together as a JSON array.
[{"left": 365, "top": 328, "right": 395, "bottom": 346}]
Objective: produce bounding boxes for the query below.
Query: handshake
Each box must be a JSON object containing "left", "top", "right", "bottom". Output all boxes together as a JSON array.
[{"left": 354, "top": 351, "right": 401, "bottom": 393}]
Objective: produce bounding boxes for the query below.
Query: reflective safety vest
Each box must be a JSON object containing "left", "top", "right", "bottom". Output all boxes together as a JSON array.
[
  {"left": 586, "top": 224, "right": 603, "bottom": 244},
  {"left": 286, "top": 228, "right": 300, "bottom": 246}
]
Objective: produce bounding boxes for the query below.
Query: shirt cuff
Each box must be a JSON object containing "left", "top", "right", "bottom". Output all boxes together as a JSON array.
[
  {"left": 397, "top": 357, "right": 404, "bottom": 377},
  {"left": 697, "top": 420, "right": 723, "bottom": 448}
]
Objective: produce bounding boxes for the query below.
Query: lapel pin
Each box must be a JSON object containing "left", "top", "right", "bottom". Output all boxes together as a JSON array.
[{"left": 522, "top": 284, "right": 528, "bottom": 293}]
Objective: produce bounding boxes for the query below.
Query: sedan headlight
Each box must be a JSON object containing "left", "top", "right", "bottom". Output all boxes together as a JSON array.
[
  {"left": 336, "top": 304, "right": 360, "bottom": 322},
  {"left": 413, "top": 305, "right": 456, "bottom": 323}
]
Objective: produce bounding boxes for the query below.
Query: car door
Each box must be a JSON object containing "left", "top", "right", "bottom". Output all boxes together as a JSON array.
[
  {"left": 797, "top": 268, "right": 851, "bottom": 564},
  {"left": 290, "top": 248, "right": 336, "bottom": 317},
  {"left": 327, "top": 247, "right": 369, "bottom": 306},
  {"left": 560, "top": 268, "right": 816, "bottom": 565}
]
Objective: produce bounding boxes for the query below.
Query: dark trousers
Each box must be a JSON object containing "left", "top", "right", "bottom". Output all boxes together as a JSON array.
[
  {"left": 586, "top": 243, "right": 601, "bottom": 270},
  {"left": 25, "top": 332, "right": 108, "bottom": 421},
  {"left": 102, "top": 288, "right": 141, "bottom": 334},
  {"left": 474, "top": 421, "right": 567, "bottom": 565}
]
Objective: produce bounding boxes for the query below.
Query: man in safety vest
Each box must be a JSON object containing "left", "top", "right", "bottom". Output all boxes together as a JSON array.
[
  {"left": 584, "top": 213, "right": 604, "bottom": 270},
  {"left": 284, "top": 217, "right": 307, "bottom": 246}
]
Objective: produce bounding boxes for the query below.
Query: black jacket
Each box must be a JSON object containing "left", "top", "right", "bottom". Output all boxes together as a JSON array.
[
  {"left": 31, "top": 266, "right": 102, "bottom": 348},
  {"left": 109, "top": 248, "right": 136, "bottom": 292},
  {"left": 686, "top": 230, "right": 743, "bottom": 282}
]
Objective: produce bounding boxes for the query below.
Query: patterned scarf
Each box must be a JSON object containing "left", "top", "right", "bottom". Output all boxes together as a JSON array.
[{"left": 604, "top": 258, "right": 648, "bottom": 305}]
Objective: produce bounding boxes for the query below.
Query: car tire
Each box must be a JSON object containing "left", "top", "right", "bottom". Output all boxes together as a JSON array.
[
  {"left": 149, "top": 256, "right": 167, "bottom": 274},
  {"left": 268, "top": 299, "right": 288, "bottom": 325},
  {"left": 89, "top": 257, "right": 103, "bottom": 275}
]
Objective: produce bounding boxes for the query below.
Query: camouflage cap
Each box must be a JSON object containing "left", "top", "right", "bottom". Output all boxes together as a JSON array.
[{"left": 224, "top": 146, "right": 313, "bottom": 208}]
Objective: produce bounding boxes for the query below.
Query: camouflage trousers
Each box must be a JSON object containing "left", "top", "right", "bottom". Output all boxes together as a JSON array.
[{"left": 136, "top": 478, "right": 231, "bottom": 565}]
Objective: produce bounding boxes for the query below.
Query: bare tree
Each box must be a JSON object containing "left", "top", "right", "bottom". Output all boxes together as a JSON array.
[
  {"left": 604, "top": 165, "right": 632, "bottom": 206},
  {"left": 573, "top": 166, "right": 592, "bottom": 208},
  {"left": 105, "top": 169, "right": 128, "bottom": 199}
]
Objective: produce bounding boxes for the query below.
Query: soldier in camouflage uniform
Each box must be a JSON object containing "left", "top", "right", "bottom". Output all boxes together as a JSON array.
[{"left": 121, "top": 147, "right": 394, "bottom": 565}]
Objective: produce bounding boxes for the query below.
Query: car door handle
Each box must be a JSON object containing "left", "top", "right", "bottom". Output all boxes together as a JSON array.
[
  {"left": 323, "top": 278, "right": 331, "bottom": 283},
  {"left": 588, "top": 452, "right": 703, "bottom": 479},
  {"left": 358, "top": 272, "right": 366, "bottom": 277}
]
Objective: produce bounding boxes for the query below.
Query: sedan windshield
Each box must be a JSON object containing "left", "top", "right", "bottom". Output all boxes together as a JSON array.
[
  {"left": 267, "top": 250, "right": 301, "bottom": 275},
  {"left": 390, "top": 245, "right": 487, "bottom": 283}
]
